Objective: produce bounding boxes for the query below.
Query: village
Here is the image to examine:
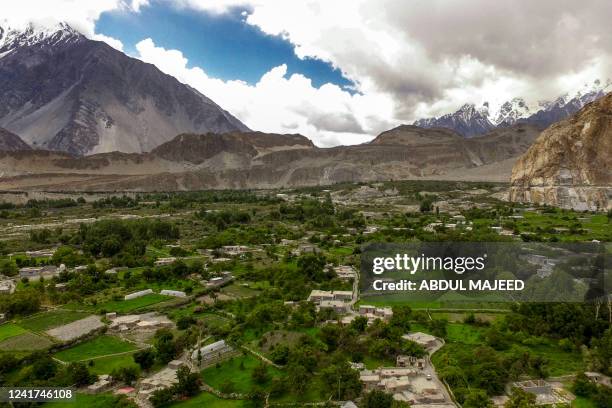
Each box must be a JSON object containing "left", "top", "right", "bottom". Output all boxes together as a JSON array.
[{"left": 0, "top": 184, "right": 609, "bottom": 407}]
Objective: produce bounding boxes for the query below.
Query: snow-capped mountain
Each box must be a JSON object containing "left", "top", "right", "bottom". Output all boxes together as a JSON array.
[
  {"left": 414, "top": 79, "right": 610, "bottom": 137},
  {"left": 0, "top": 22, "right": 84, "bottom": 55},
  {"left": 0, "top": 22, "right": 249, "bottom": 155},
  {"left": 414, "top": 102, "right": 495, "bottom": 137},
  {"left": 494, "top": 97, "right": 530, "bottom": 126}
]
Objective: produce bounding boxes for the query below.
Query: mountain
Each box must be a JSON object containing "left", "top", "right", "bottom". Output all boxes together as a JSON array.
[
  {"left": 0, "top": 127, "right": 30, "bottom": 151},
  {"left": 414, "top": 103, "right": 495, "bottom": 137},
  {"left": 0, "top": 22, "right": 249, "bottom": 156},
  {"left": 414, "top": 80, "right": 610, "bottom": 137},
  {"left": 0, "top": 124, "right": 540, "bottom": 191},
  {"left": 510, "top": 93, "right": 611, "bottom": 211}
]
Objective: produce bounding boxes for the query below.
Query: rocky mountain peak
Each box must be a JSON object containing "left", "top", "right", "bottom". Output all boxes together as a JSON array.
[
  {"left": 0, "top": 22, "right": 83, "bottom": 53},
  {"left": 0, "top": 21, "right": 249, "bottom": 155}
]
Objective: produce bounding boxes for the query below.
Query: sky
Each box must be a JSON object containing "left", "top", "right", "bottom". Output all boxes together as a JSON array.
[{"left": 2, "top": 0, "right": 611, "bottom": 146}]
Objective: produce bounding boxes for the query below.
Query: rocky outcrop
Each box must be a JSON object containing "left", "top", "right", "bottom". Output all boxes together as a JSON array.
[
  {"left": 0, "top": 127, "right": 31, "bottom": 151},
  {"left": 509, "top": 93, "right": 612, "bottom": 211}
]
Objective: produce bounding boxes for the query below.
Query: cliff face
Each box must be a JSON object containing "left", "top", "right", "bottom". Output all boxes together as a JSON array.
[{"left": 509, "top": 93, "right": 612, "bottom": 211}]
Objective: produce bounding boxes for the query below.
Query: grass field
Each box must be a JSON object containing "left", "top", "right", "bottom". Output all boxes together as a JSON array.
[
  {"left": 221, "top": 283, "right": 259, "bottom": 298},
  {"left": 169, "top": 392, "right": 244, "bottom": 407},
  {"left": 54, "top": 335, "right": 137, "bottom": 362},
  {"left": 445, "top": 323, "right": 486, "bottom": 345},
  {"left": 0, "top": 332, "right": 54, "bottom": 351},
  {"left": 86, "top": 353, "right": 140, "bottom": 375},
  {"left": 96, "top": 294, "right": 171, "bottom": 313},
  {"left": 0, "top": 323, "right": 27, "bottom": 342},
  {"left": 571, "top": 396, "right": 598, "bottom": 408},
  {"left": 201, "top": 353, "right": 283, "bottom": 395},
  {"left": 19, "top": 310, "right": 90, "bottom": 332}
]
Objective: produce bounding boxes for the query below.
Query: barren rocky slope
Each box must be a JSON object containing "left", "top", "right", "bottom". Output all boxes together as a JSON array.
[
  {"left": 0, "top": 127, "right": 30, "bottom": 151},
  {"left": 0, "top": 23, "right": 248, "bottom": 155},
  {"left": 509, "top": 93, "right": 611, "bottom": 210},
  {"left": 0, "top": 125, "right": 539, "bottom": 191}
]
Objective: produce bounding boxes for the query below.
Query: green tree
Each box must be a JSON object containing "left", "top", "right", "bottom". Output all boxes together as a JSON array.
[
  {"left": 362, "top": 389, "right": 394, "bottom": 408},
  {"left": 320, "top": 361, "right": 362, "bottom": 400},
  {"left": 251, "top": 362, "right": 269, "bottom": 384},
  {"left": 67, "top": 362, "right": 95, "bottom": 386},
  {"left": 175, "top": 366, "right": 200, "bottom": 397},
  {"left": 463, "top": 389, "right": 494, "bottom": 408},
  {"left": 133, "top": 349, "right": 155, "bottom": 371},
  {"left": 149, "top": 387, "right": 174, "bottom": 407}
]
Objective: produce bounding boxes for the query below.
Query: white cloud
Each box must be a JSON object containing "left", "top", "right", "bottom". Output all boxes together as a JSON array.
[
  {"left": 3, "top": 0, "right": 612, "bottom": 145},
  {"left": 173, "top": 0, "right": 612, "bottom": 119},
  {"left": 1, "top": 0, "right": 127, "bottom": 51},
  {"left": 135, "top": 38, "right": 396, "bottom": 146}
]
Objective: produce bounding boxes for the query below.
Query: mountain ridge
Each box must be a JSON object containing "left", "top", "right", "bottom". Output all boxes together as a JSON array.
[
  {"left": 414, "top": 80, "right": 610, "bottom": 137},
  {"left": 0, "top": 124, "right": 540, "bottom": 191}
]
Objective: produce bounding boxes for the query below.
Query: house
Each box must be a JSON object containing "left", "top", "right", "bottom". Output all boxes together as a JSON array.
[
  {"left": 26, "top": 248, "right": 56, "bottom": 258},
  {"left": 206, "top": 272, "right": 233, "bottom": 288},
  {"left": 332, "top": 290, "right": 353, "bottom": 301},
  {"left": 292, "top": 244, "right": 320, "bottom": 256},
  {"left": 584, "top": 372, "right": 611, "bottom": 387},
  {"left": 160, "top": 289, "right": 186, "bottom": 298},
  {"left": 319, "top": 300, "right": 347, "bottom": 313},
  {"left": 19, "top": 266, "right": 43, "bottom": 279},
  {"left": 87, "top": 374, "right": 113, "bottom": 393},
  {"left": 0, "top": 280, "right": 16, "bottom": 295},
  {"left": 221, "top": 245, "right": 250, "bottom": 256},
  {"left": 397, "top": 355, "right": 425, "bottom": 369},
  {"left": 155, "top": 257, "right": 176, "bottom": 266},
  {"left": 402, "top": 332, "right": 439, "bottom": 351},
  {"left": 359, "top": 305, "right": 393, "bottom": 322},
  {"left": 359, "top": 305, "right": 377, "bottom": 315},
  {"left": 191, "top": 339, "right": 233, "bottom": 362},
  {"left": 124, "top": 289, "right": 153, "bottom": 300},
  {"left": 308, "top": 290, "right": 335, "bottom": 303},
  {"left": 334, "top": 265, "right": 357, "bottom": 281},
  {"left": 168, "top": 360, "right": 184, "bottom": 370}
]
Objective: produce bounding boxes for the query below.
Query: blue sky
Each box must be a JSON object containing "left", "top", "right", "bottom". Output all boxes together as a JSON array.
[{"left": 96, "top": 3, "right": 352, "bottom": 88}]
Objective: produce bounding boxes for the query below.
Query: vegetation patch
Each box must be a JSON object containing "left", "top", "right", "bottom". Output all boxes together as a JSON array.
[
  {"left": 0, "top": 323, "right": 28, "bottom": 342},
  {"left": 201, "top": 353, "right": 283, "bottom": 395},
  {"left": 19, "top": 310, "right": 90, "bottom": 332},
  {"left": 54, "top": 335, "right": 138, "bottom": 362},
  {"left": 0, "top": 332, "right": 54, "bottom": 351}
]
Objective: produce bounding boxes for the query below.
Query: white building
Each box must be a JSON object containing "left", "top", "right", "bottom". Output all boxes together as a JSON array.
[
  {"left": 160, "top": 289, "right": 186, "bottom": 298},
  {"left": 191, "top": 339, "right": 233, "bottom": 362},
  {"left": 155, "top": 257, "right": 177, "bottom": 266},
  {"left": 124, "top": 289, "right": 153, "bottom": 300}
]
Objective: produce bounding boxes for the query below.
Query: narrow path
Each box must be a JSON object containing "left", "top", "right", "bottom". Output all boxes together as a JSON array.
[{"left": 241, "top": 345, "right": 283, "bottom": 369}]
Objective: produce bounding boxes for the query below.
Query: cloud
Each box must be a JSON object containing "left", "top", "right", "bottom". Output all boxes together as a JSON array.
[
  {"left": 135, "top": 38, "right": 396, "bottom": 146},
  {"left": 173, "top": 0, "right": 612, "bottom": 118},
  {"left": 0, "top": 0, "right": 130, "bottom": 51},
  {"left": 3, "top": 0, "right": 612, "bottom": 145}
]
